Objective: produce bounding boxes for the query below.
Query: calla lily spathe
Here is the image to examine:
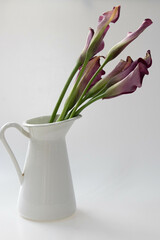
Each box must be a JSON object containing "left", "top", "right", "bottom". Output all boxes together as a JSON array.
[
  {"left": 86, "top": 56, "right": 133, "bottom": 98},
  {"left": 67, "top": 56, "right": 105, "bottom": 110},
  {"left": 106, "top": 18, "right": 153, "bottom": 62},
  {"left": 77, "top": 57, "right": 105, "bottom": 94},
  {"left": 102, "top": 51, "right": 152, "bottom": 99},
  {"left": 87, "top": 50, "right": 152, "bottom": 98},
  {"left": 87, "top": 6, "right": 120, "bottom": 60},
  {"left": 78, "top": 28, "right": 104, "bottom": 66},
  {"left": 78, "top": 6, "right": 121, "bottom": 65}
]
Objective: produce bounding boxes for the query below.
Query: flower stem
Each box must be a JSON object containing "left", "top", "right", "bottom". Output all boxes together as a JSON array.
[
  {"left": 49, "top": 62, "right": 80, "bottom": 123},
  {"left": 75, "top": 94, "right": 103, "bottom": 115},
  {"left": 57, "top": 56, "right": 90, "bottom": 121}
]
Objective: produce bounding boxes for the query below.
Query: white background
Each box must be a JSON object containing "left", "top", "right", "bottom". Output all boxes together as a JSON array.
[{"left": 0, "top": 0, "right": 160, "bottom": 239}]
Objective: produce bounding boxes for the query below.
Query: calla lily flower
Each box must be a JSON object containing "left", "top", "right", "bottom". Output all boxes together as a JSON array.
[
  {"left": 106, "top": 19, "right": 153, "bottom": 62},
  {"left": 78, "top": 28, "right": 105, "bottom": 65},
  {"left": 87, "top": 6, "right": 120, "bottom": 59},
  {"left": 68, "top": 56, "right": 105, "bottom": 110},
  {"left": 77, "top": 56, "right": 105, "bottom": 95},
  {"left": 78, "top": 6, "right": 121, "bottom": 64},
  {"left": 102, "top": 50, "right": 152, "bottom": 99},
  {"left": 87, "top": 56, "right": 133, "bottom": 98},
  {"left": 87, "top": 50, "right": 152, "bottom": 98}
]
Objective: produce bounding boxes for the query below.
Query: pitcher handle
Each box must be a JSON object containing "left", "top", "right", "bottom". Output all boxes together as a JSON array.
[{"left": 0, "top": 123, "right": 30, "bottom": 184}]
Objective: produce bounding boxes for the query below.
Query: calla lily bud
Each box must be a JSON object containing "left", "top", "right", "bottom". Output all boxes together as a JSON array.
[
  {"left": 102, "top": 50, "right": 152, "bottom": 99},
  {"left": 106, "top": 19, "right": 153, "bottom": 62}
]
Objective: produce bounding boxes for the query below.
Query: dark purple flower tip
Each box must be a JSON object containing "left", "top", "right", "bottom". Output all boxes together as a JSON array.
[
  {"left": 143, "top": 18, "right": 153, "bottom": 27},
  {"left": 144, "top": 50, "right": 152, "bottom": 67}
]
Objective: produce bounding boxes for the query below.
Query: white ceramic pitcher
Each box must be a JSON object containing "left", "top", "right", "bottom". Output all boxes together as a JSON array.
[{"left": 0, "top": 115, "right": 81, "bottom": 221}]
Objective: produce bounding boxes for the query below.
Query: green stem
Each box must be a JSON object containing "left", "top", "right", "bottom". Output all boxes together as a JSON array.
[
  {"left": 69, "top": 58, "right": 110, "bottom": 119},
  {"left": 75, "top": 94, "right": 103, "bottom": 115},
  {"left": 65, "top": 109, "right": 73, "bottom": 119},
  {"left": 49, "top": 62, "right": 80, "bottom": 123},
  {"left": 57, "top": 56, "right": 90, "bottom": 121}
]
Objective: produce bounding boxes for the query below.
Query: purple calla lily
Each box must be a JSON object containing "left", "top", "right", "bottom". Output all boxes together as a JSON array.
[
  {"left": 78, "top": 28, "right": 105, "bottom": 65},
  {"left": 68, "top": 56, "right": 105, "bottom": 110},
  {"left": 102, "top": 50, "right": 152, "bottom": 99},
  {"left": 77, "top": 56, "right": 105, "bottom": 95},
  {"left": 87, "top": 51, "right": 152, "bottom": 98},
  {"left": 98, "top": 6, "right": 120, "bottom": 30},
  {"left": 87, "top": 6, "right": 120, "bottom": 59},
  {"left": 106, "top": 19, "right": 153, "bottom": 62},
  {"left": 78, "top": 6, "right": 121, "bottom": 64},
  {"left": 87, "top": 56, "right": 133, "bottom": 98},
  {"left": 107, "top": 50, "right": 152, "bottom": 88}
]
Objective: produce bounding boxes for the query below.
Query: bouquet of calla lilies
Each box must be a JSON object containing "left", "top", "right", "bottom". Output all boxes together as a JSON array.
[{"left": 49, "top": 6, "right": 152, "bottom": 123}]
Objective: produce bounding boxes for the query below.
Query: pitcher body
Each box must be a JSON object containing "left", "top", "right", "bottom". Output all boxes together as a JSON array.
[{"left": 0, "top": 115, "right": 81, "bottom": 221}]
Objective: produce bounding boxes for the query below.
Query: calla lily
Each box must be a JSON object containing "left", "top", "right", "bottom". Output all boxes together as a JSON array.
[
  {"left": 87, "top": 56, "right": 133, "bottom": 98},
  {"left": 80, "top": 6, "right": 121, "bottom": 61},
  {"left": 78, "top": 6, "right": 120, "bottom": 65},
  {"left": 106, "top": 19, "right": 153, "bottom": 62},
  {"left": 102, "top": 50, "right": 152, "bottom": 99},
  {"left": 77, "top": 56, "right": 105, "bottom": 95},
  {"left": 87, "top": 50, "right": 152, "bottom": 98},
  {"left": 68, "top": 56, "right": 105, "bottom": 110},
  {"left": 78, "top": 28, "right": 105, "bottom": 65}
]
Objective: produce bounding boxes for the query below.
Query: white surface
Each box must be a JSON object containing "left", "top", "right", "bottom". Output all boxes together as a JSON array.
[
  {"left": 0, "top": 0, "right": 160, "bottom": 239},
  {"left": 0, "top": 116, "right": 78, "bottom": 221}
]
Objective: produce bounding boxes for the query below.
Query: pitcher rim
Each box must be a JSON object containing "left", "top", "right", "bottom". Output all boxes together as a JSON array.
[{"left": 23, "top": 115, "right": 82, "bottom": 128}]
